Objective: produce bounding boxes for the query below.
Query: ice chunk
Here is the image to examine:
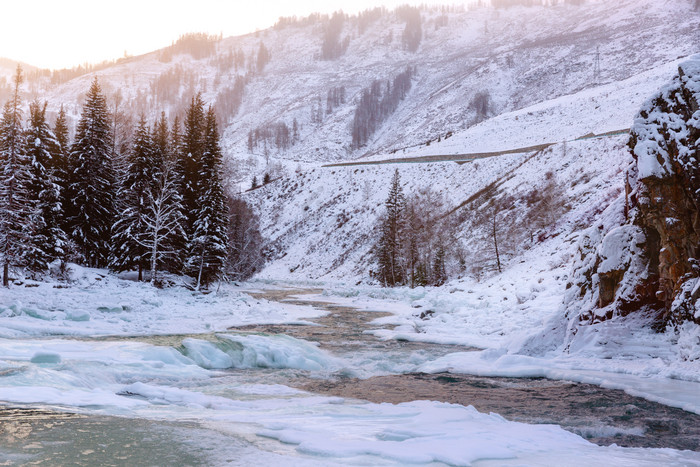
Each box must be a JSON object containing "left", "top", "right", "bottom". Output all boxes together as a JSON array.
[
  {"left": 66, "top": 310, "right": 90, "bottom": 322},
  {"left": 30, "top": 352, "right": 61, "bottom": 364},
  {"left": 178, "top": 334, "right": 336, "bottom": 371}
]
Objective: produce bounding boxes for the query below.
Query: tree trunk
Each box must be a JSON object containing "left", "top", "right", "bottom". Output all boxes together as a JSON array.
[
  {"left": 3, "top": 262, "right": 8, "bottom": 287},
  {"left": 492, "top": 212, "right": 501, "bottom": 273},
  {"left": 150, "top": 238, "right": 159, "bottom": 286},
  {"left": 196, "top": 248, "right": 205, "bottom": 291}
]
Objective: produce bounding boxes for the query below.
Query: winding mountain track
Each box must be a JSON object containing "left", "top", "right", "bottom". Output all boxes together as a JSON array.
[{"left": 322, "top": 128, "right": 630, "bottom": 168}]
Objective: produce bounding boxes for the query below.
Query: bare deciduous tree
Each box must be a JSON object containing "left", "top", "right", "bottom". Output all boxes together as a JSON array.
[
  {"left": 225, "top": 196, "right": 263, "bottom": 281},
  {"left": 138, "top": 163, "right": 184, "bottom": 286}
]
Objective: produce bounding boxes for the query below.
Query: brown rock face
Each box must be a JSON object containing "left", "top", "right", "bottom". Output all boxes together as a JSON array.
[
  {"left": 635, "top": 178, "right": 699, "bottom": 316},
  {"left": 628, "top": 61, "right": 700, "bottom": 324}
]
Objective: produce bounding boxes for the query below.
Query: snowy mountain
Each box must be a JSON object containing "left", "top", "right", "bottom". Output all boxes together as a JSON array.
[
  {"left": 8, "top": 0, "right": 692, "bottom": 287},
  {"left": 13, "top": 0, "right": 698, "bottom": 168},
  {"left": 0, "top": 0, "right": 694, "bottom": 291}
]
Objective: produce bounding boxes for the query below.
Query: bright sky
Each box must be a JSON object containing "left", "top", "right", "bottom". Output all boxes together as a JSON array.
[{"left": 1, "top": 0, "right": 460, "bottom": 70}]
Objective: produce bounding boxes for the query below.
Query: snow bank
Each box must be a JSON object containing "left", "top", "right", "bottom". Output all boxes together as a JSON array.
[
  {"left": 111, "top": 383, "right": 700, "bottom": 466},
  {"left": 631, "top": 57, "right": 700, "bottom": 180},
  {"left": 0, "top": 266, "right": 326, "bottom": 338}
]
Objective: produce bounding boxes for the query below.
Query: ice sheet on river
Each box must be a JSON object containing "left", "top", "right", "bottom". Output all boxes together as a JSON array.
[{"left": 1, "top": 338, "right": 699, "bottom": 466}]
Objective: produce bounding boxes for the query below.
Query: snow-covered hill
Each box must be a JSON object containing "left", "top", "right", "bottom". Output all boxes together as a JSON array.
[
  {"left": 4, "top": 0, "right": 697, "bottom": 283},
  {"left": 13, "top": 0, "right": 699, "bottom": 170}
]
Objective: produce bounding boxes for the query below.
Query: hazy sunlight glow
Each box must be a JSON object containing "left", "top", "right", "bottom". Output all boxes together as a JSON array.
[{"left": 2, "top": 0, "right": 458, "bottom": 70}]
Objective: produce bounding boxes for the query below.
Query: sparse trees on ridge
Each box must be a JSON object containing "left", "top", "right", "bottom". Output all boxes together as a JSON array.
[
  {"left": 398, "top": 6, "right": 422, "bottom": 52},
  {"left": 352, "top": 67, "right": 414, "bottom": 149}
]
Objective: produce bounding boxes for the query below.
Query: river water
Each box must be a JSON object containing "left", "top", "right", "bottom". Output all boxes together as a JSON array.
[
  {"left": 238, "top": 288, "right": 700, "bottom": 451},
  {"left": 1, "top": 286, "right": 699, "bottom": 465}
]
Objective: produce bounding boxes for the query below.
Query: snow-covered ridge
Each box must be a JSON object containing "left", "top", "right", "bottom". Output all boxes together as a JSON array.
[{"left": 15, "top": 0, "right": 699, "bottom": 171}]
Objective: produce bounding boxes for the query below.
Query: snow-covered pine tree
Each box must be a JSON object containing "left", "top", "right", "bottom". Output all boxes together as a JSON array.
[
  {"left": 68, "top": 78, "right": 115, "bottom": 267},
  {"left": 23, "top": 101, "right": 67, "bottom": 274},
  {"left": 185, "top": 106, "right": 228, "bottom": 290},
  {"left": 375, "top": 169, "right": 406, "bottom": 286},
  {"left": 0, "top": 66, "right": 29, "bottom": 286},
  {"left": 53, "top": 105, "right": 70, "bottom": 218},
  {"left": 111, "top": 116, "right": 155, "bottom": 280},
  {"left": 180, "top": 93, "right": 206, "bottom": 240},
  {"left": 164, "top": 115, "right": 187, "bottom": 273}
]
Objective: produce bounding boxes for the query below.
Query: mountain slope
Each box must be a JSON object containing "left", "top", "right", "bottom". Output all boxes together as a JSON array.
[{"left": 17, "top": 0, "right": 699, "bottom": 170}]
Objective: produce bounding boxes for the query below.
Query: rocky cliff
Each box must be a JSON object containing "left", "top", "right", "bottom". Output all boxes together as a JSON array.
[{"left": 567, "top": 58, "right": 700, "bottom": 327}]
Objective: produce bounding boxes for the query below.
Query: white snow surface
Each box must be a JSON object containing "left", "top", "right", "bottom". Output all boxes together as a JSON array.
[
  {"left": 0, "top": 264, "right": 325, "bottom": 338},
  {"left": 2, "top": 1, "right": 700, "bottom": 463}
]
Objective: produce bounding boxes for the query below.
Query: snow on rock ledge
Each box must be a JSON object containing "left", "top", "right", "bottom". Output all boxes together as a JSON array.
[
  {"left": 630, "top": 57, "right": 700, "bottom": 324},
  {"left": 595, "top": 225, "right": 649, "bottom": 309},
  {"left": 565, "top": 57, "right": 700, "bottom": 328}
]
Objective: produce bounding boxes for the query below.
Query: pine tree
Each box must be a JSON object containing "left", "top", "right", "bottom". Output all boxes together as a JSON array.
[
  {"left": 185, "top": 107, "right": 228, "bottom": 289},
  {"left": 0, "top": 66, "right": 29, "bottom": 286},
  {"left": 165, "top": 116, "right": 187, "bottom": 273},
  {"left": 68, "top": 78, "right": 115, "bottom": 267},
  {"left": 23, "top": 101, "right": 67, "bottom": 274},
  {"left": 375, "top": 169, "right": 405, "bottom": 286},
  {"left": 432, "top": 245, "right": 447, "bottom": 286},
  {"left": 53, "top": 105, "right": 71, "bottom": 233},
  {"left": 181, "top": 93, "right": 206, "bottom": 240},
  {"left": 111, "top": 116, "right": 155, "bottom": 279},
  {"left": 151, "top": 111, "right": 170, "bottom": 171}
]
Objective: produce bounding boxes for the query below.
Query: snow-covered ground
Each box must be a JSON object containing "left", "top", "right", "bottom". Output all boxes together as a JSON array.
[{"left": 0, "top": 265, "right": 325, "bottom": 338}]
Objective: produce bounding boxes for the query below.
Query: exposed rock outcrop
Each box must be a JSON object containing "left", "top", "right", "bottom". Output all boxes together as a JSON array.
[
  {"left": 629, "top": 58, "right": 700, "bottom": 324},
  {"left": 566, "top": 58, "right": 700, "bottom": 327}
]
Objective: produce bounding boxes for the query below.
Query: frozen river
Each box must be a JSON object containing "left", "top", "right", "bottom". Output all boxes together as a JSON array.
[{"left": 1, "top": 286, "right": 699, "bottom": 465}]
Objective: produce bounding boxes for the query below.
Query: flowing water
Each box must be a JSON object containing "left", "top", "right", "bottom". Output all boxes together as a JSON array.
[
  {"left": 238, "top": 288, "right": 700, "bottom": 451},
  {"left": 1, "top": 286, "right": 699, "bottom": 466}
]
